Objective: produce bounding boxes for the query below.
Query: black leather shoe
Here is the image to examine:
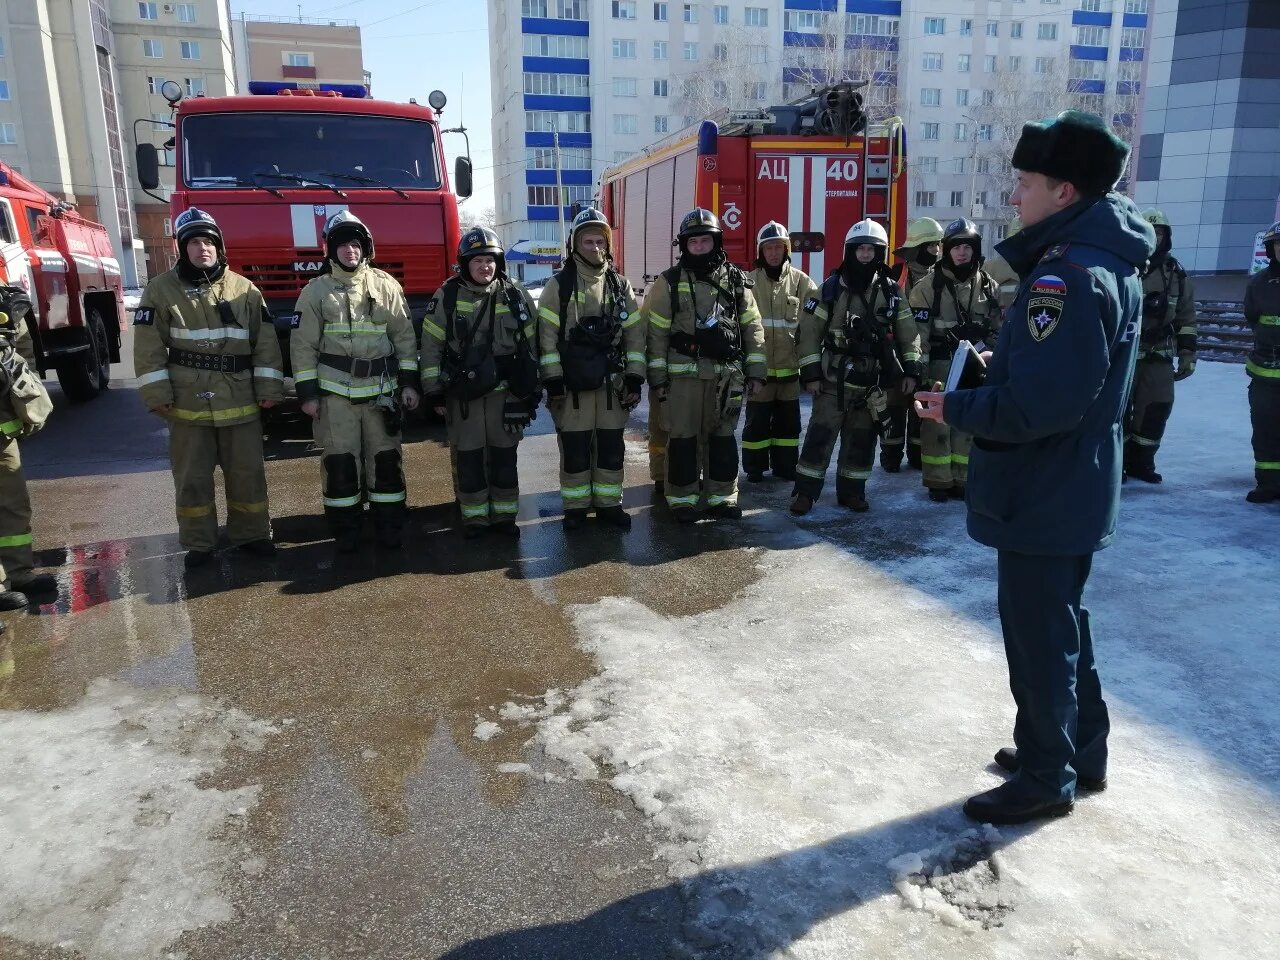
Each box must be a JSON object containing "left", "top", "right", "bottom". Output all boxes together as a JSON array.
[
  {"left": 707, "top": 503, "right": 743, "bottom": 520},
  {"left": 0, "top": 589, "right": 29, "bottom": 610},
  {"left": 928, "top": 488, "right": 950, "bottom": 503},
  {"left": 595, "top": 506, "right": 632, "bottom": 529},
  {"left": 237, "top": 539, "right": 277, "bottom": 558},
  {"left": 672, "top": 507, "right": 699, "bottom": 524},
  {"left": 562, "top": 509, "right": 590, "bottom": 531},
  {"left": 1127, "top": 466, "right": 1163, "bottom": 484},
  {"left": 838, "top": 494, "right": 869, "bottom": 512},
  {"left": 963, "top": 782, "right": 1074, "bottom": 825},
  {"left": 1246, "top": 487, "right": 1280, "bottom": 504},
  {"left": 993, "top": 747, "right": 1107, "bottom": 792},
  {"left": 491, "top": 520, "right": 521, "bottom": 538},
  {"left": 10, "top": 572, "right": 57, "bottom": 595},
  {"left": 183, "top": 550, "right": 213, "bottom": 569},
  {"left": 789, "top": 494, "right": 813, "bottom": 516}
]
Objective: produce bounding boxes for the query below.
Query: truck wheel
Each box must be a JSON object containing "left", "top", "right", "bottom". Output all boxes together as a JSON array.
[{"left": 56, "top": 309, "right": 112, "bottom": 402}]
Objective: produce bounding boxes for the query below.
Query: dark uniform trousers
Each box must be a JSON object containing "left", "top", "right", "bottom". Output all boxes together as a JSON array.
[
  {"left": 169, "top": 421, "right": 271, "bottom": 552},
  {"left": 1124, "top": 356, "right": 1175, "bottom": 472},
  {"left": 447, "top": 391, "right": 521, "bottom": 526},
  {"left": 878, "top": 385, "right": 915, "bottom": 469},
  {"left": 794, "top": 387, "right": 879, "bottom": 500},
  {"left": 741, "top": 380, "right": 801, "bottom": 478},
  {"left": 665, "top": 378, "right": 741, "bottom": 508},
  {"left": 648, "top": 395, "right": 669, "bottom": 483},
  {"left": 0, "top": 439, "right": 34, "bottom": 583},
  {"left": 998, "top": 551, "right": 1111, "bottom": 802},
  {"left": 1251, "top": 379, "right": 1280, "bottom": 493}
]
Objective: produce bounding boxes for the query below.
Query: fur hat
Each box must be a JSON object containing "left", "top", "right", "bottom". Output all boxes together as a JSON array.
[{"left": 1011, "top": 110, "right": 1130, "bottom": 197}]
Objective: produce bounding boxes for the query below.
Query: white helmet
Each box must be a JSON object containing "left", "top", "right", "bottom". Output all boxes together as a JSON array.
[
  {"left": 844, "top": 218, "right": 888, "bottom": 249},
  {"left": 756, "top": 220, "right": 791, "bottom": 261}
]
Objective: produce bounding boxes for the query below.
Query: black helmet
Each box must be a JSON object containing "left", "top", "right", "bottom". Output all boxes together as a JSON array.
[
  {"left": 677, "top": 208, "right": 722, "bottom": 241},
  {"left": 174, "top": 207, "right": 223, "bottom": 252},
  {"left": 942, "top": 217, "right": 983, "bottom": 262},
  {"left": 458, "top": 226, "right": 505, "bottom": 277},
  {"left": 323, "top": 210, "right": 374, "bottom": 263},
  {"left": 567, "top": 207, "right": 613, "bottom": 256}
]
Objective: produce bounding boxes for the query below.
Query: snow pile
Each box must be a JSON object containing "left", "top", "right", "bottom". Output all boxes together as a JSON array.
[{"left": 0, "top": 679, "right": 276, "bottom": 959}]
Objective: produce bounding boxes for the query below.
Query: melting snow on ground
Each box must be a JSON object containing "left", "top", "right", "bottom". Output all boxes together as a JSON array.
[{"left": 496, "top": 362, "right": 1280, "bottom": 958}]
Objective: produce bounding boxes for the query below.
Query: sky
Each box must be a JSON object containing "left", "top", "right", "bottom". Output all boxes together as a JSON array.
[{"left": 235, "top": 0, "right": 497, "bottom": 215}]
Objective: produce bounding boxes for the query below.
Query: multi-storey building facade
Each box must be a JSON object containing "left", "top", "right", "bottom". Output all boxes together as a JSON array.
[
  {"left": 488, "top": 0, "right": 1151, "bottom": 279},
  {"left": 230, "top": 14, "right": 367, "bottom": 95}
]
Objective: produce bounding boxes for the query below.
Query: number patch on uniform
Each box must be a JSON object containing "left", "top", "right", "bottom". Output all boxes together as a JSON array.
[
  {"left": 1027, "top": 297, "right": 1063, "bottom": 342},
  {"left": 804, "top": 298, "right": 819, "bottom": 312},
  {"left": 913, "top": 309, "right": 930, "bottom": 322},
  {"left": 133, "top": 307, "right": 155, "bottom": 326},
  {"left": 281, "top": 313, "right": 302, "bottom": 329}
]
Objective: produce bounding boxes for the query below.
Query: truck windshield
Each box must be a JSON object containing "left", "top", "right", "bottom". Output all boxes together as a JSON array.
[{"left": 181, "top": 112, "right": 441, "bottom": 190}]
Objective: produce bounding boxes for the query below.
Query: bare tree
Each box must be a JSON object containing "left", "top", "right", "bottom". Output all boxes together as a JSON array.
[
  {"left": 674, "top": 26, "right": 781, "bottom": 125},
  {"left": 780, "top": 14, "right": 900, "bottom": 124},
  {"left": 459, "top": 202, "right": 497, "bottom": 232}
]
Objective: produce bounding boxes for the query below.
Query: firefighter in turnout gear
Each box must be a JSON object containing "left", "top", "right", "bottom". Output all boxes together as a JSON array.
[
  {"left": 743, "top": 221, "right": 818, "bottom": 483},
  {"left": 133, "top": 208, "right": 285, "bottom": 569},
  {"left": 643, "top": 208, "right": 766, "bottom": 521},
  {"left": 888, "top": 217, "right": 944, "bottom": 471},
  {"left": 984, "top": 216, "right": 1023, "bottom": 312},
  {"left": 1244, "top": 220, "right": 1280, "bottom": 504},
  {"left": 0, "top": 288, "right": 56, "bottom": 610},
  {"left": 293, "top": 211, "right": 420, "bottom": 551},
  {"left": 538, "top": 208, "right": 644, "bottom": 531},
  {"left": 791, "top": 219, "right": 922, "bottom": 514},
  {"left": 910, "top": 219, "right": 1003, "bottom": 501},
  {"left": 1123, "top": 209, "right": 1198, "bottom": 484},
  {"left": 421, "top": 227, "right": 540, "bottom": 537}
]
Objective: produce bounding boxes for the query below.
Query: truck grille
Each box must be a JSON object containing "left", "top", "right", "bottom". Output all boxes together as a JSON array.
[{"left": 238, "top": 256, "right": 432, "bottom": 298}]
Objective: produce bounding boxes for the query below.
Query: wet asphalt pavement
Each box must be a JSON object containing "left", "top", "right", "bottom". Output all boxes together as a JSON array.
[{"left": 2, "top": 334, "right": 788, "bottom": 959}]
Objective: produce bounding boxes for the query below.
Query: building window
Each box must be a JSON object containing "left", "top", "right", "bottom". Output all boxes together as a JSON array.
[
  {"left": 713, "top": 43, "right": 728, "bottom": 61},
  {"left": 143, "top": 38, "right": 163, "bottom": 58},
  {"left": 981, "top": 88, "right": 995, "bottom": 106},
  {"left": 654, "top": 78, "right": 669, "bottom": 97},
  {"left": 1121, "top": 27, "right": 1146, "bottom": 47},
  {"left": 987, "top": 21, "right": 999, "bottom": 37},
  {"left": 744, "top": 7, "right": 767, "bottom": 27},
  {"left": 956, "top": 89, "right": 969, "bottom": 107},
  {"left": 978, "top": 124, "right": 994, "bottom": 141},
  {"left": 527, "top": 146, "right": 591, "bottom": 169},
  {"left": 712, "top": 80, "right": 728, "bottom": 99},
  {"left": 654, "top": 2, "right": 668, "bottom": 20},
  {"left": 1070, "top": 58, "right": 1105, "bottom": 80},
  {"left": 185, "top": 77, "right": 204, "bottom": 96},
  {"left": 785, "top": 10, "right": 823, "bottom": 31},
  {"left": 146, "top": 75, "right": 166, "bottom": 94},
  {"left": 848, "top": 14, "right": 899, "bottom": 37},
  {"left": 612, "top": 151, "right": 632, "bottom": 163},
  {"left": 950, "top": 191, "right": 964, "bottom": 207},
  {"left": 683, "top": 42, "right": 698, "bottom": 60},
  {"left": 924, "top": 17, "right": 945, "bottom": 35},
  {"left": 921, "top": 88, "right": 941, "bottom": 107},
  {"left": 714, "top": 4, "right": 728, "bottom": 24},
  {"left": 977, "top": 191, "right": 989, "bottom": 206},
  {"left": 1034, "top": 56, "right": 1055, "bottom": 74},
  {"left": 285, "top": 52, "right": 313, "bottom": 67},
  {"left": 1011, "top": 21, "right": 1024, "bottom": 38},
  {"left": 917, "top": 156, "right": 938, "bottom": 174},
  {"left": 1008, "top": 56, "right": 1022, "bottom": 72},
  {"left": 0, "top": 37, "right": 5, "bottom": 57},
  {"left": 180, "top": 41, "right": 200, "bottom": 60},
  {"left": 957, "top": 54, "right": 971, "bottom": 73},
  {"left": 612, "top": 77, "right": 637, "bottom": 96},
  {"left": 528, "top": 185, "right": 592, "bottom": 206},
  {"left": 684, "top": 4, "right": 698, "bottom": 24},
  {"left": 655, "top": 115, "right": 670, "bottom": 133},
  {"left": 0, "top": 123, "right": 17, "bottom": 145},
  {"left": 0, "top": 81, "right": 8, "bottom": 101},
  {"left": 177, "top": 3, "right": 196, "bottom": 22},
  {"left": 960, "top": 19, "right": 973, "bottom": 36},
  {"left": 612, "top": 1, "right": 637, "bottom": 19},
  {"left": 1125, "top": 0, "right": 1148, "bottom": 13},
  {"left": 744, "top": 81, "right": 767, "bottom": 100},
  {"left": 525, "top": 110, "right": 591, "bottom": 132},
  {"left": 1118, "top": 60, "right": 1142, "bottom": 81},
  {"left": 653, "top": 40, "right": 669, "bottom": 60},
  {"left": 523, "top": 0, "right": 588, "bottom": 14},
  {"left": 613, "top": 39, "right": 637, "bottom": 58},
  {"left": 524, "top": 72, "right": 591, "bottom": 96},
  {"left": 955, "top": 122, "right": 969, "bottom": 140},
  {"left": 613, "top": 113, "right": 638, "bottom": 134},
  {"left": 1075, "top": 26, "right": 1109, "bottom": 46},
  {"left": 914, "top": 190, "right": 936, "bottom": 207},
  {"left": 923, "top": 52, "right": 943, "bottom": 71},
  {"left": 524, "top": 34, "right": 589, "bottom": 58},
  {"left": 922, "top": 122, "right": 940, "bottom": 141},
  {"left": 1038, "top": 23, "right": 1058, "bottom": 40},
  {"left": 138, "top": 2, "right": 158, "bottom": 20},
  {"left": 984, "top": 55, "right": 998, "bottom": 73},
  {"left": 1078, "top": 0, "right": 1108, "bottom": 11},
  {"left": 954, "top": 157, "right": 967, "bottom": 174}
]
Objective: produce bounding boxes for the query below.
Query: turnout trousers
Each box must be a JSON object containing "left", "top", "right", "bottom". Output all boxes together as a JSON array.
[
  {"left": 794, "top": 387, "right": 878, "bottom": 501},
  {"left": 1124, "top": 356, "right": 1176, "bottom": 474},
  {"left": 921, "top": 419, "right": 973, "bottom": 490},
  {"left": 1250, "top": 378, "right": 1280, "bottom": 494},
  {"left": 997, "top": 550, "right": 1110, "bottom": 803},
  {"left": 665, "top": 377, "right": 741, "bottom": 509},
  {"left": 447, "top": 391, "right": 521, "bottom": 527},
  {"left": 648, "top": 393, "right": 669, "bottom": 484},
  {"left": 741, "top": 380, "right": 801, "bottom": 479},
  {"left": 550, "top": 386, "right": 627, "bottom": 510},
  {"left": 878, "top": 384, "right": 910, "bottom": 469},
  {"left": 0, "top": 440, "right": 34, "bottom": 584},
  {"left": 315, "top": 395, "right": 406, "bottom": 535},
  {"left": 168, "top": 420, "right": 270, "bottom": 552}
]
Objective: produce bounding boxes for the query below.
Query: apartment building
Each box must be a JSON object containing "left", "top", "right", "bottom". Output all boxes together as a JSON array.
[{"left": 230, "top": 14, "right": 367, "bottom": 94}]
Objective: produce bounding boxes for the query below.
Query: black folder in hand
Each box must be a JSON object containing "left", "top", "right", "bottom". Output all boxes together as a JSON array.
[{"left": 946, "top": 340, "right": 987, "bottom": 392}]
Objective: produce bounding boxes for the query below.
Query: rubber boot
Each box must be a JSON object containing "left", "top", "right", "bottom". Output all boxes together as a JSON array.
[
  {"left": 789, "top": 493, "right": 814, "bottom": 516},
  {"left": 326, "top": 506, "right": 362, "bottom": 553},
  {"left": 371, "top": 503, "right": 404, "bottom": 549},
  {"left": 838, "top": 481, "right": 869, "bottom": 513},
  {"left": 595, "top": 506, "right": 632, "bottom": 529},
  {"left": 9, "top": 572, "right": 57, "bottom": 595},
  {"left": 563, "top": 508, "right": 590, "bottom": 531}
]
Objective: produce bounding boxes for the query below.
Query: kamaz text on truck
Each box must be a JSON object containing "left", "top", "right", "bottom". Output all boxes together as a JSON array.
[{"left": 134, "top": 81, "right": 473, "bottom": 369}]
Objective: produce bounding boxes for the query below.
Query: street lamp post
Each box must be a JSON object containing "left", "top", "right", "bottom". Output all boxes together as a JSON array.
[
  {"left": 549, "top": 117, "right": 567, "bottom": 268},
  {"left": 962, "top": 112, "right": 981, "bottom": 224}
]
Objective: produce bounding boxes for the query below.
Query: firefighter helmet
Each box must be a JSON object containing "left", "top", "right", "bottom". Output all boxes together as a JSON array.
[
  {"left": 1263, "top": 221, "right": 1280, "bottom": 247},
  {"left": 174, "top": 207, "right": 223, "bottom": 251},
  {"left": 844, "top": 218, "right": 889, "bottom": 249},
  {"left": 458, "top": 226, "right": 505, "bottom": 276},
  {"left": 323, "top": 210, "right": 375, "bottom": 262},
  {"left": 1143, "top": 209, "right": 1171, "bottom": 228},
  {"left": 567, "top": 207, "right": 613, "bottom": 256},
  {"left": 677, "top": 208, "right": 722, "bottom": 240},
  {"left": 756, "top": 220, "right": 791, "bottom": 258},
  {"left": 895, "top": 217, "right": 944, "bottom": 253},
  {"left": 943, "top": 218, "right": 983, "bottom": 260}
]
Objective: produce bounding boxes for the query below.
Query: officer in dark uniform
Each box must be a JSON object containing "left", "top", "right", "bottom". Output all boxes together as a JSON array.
[
  {"left": 916, "top": 111, "right": 1156, "bottom": 824},
  {"left": 1244, "top": 220, "right": 1280, "bottom": 503}
]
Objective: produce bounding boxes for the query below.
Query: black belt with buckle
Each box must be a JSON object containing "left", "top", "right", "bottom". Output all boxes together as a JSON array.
[
  {"left": 168, "top": 349, "right": 251, "bottom": 373},
  {"left": 319, "top": 353, "right": 395, "bottom": 378}
]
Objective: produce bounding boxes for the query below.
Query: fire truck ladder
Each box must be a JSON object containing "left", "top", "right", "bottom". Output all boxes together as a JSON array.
[{"left": 861, "top": 117, "right": 903, "bottom": 251}]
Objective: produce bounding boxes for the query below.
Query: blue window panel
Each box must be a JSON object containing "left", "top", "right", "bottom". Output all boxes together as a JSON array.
[
  {"left": 524, "top": 131, "right": 593, "bottom": 148},
  {"left": 528, "top": 206, "right": 580, "bottom": 222},
  {"left": 846, "top": 34, "right": 898, "bottom": 51},
  {"left": 783, "top": 66, "right": 828, "bottom": 83},
  {"left": 526, "top": 169, "right": 593, "bottom": 186},
  {"left": 523, "top": 94, "right": 592, "bottom": 112},
  {"left": 783, "top": 31, "right": 828, "bottom": 47},
  {"left": 522, "top": 56, "right": 590, "bottom": 75},
  {"left": 1122, "top": 13, "right": 1147, "bottom": 28},
  {"left": 1070, "top": 45, "right": 1109, "bottom": 62},
  {"left": 1117, "top": 80, "right": 1141, "bottom": 96},
  {"left": 1072, "top": 79, "right": 1106, "bottom": 94},
  {"left": 1072, "top": 10, "right": 1113, "bottom": 27},
  {"left": 1119, "top": 47, "right": 1144, "bottom": 62},
  {"left": 844, "top": 1, "right": 901, "bottom": 15},
  {"left": 521, "top": 17, "right": 589, "bottom": 36},
  {"left": 784, "top": 0, "right": 837, "bottom": 11}
]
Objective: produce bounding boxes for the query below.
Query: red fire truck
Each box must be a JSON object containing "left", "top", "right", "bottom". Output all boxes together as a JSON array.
[
  {"left": 0, "top": 162, "right": 126, "bottom": 401},
  {"left": 600, "top": 87, "right": 908, "bottom": 289},
  {"left": 135, "top": 81, "right": 471, "bottom": 365}
]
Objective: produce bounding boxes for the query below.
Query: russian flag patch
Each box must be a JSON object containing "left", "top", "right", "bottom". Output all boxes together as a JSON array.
[{"left": 1031, "top": 275, "right": 1067, "bottom": 295}]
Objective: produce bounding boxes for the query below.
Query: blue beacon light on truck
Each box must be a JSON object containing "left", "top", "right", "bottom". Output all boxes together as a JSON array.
[{"left": 247, "top": 81, "right": 370, "bottom": 98}]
